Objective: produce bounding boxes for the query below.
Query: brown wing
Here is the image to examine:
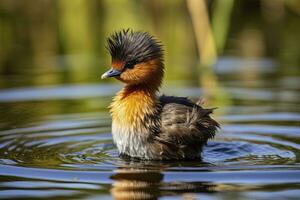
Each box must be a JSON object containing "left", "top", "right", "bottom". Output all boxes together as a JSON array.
[{"left": 155, "top": 95, "right": 219, "bottom": 159}]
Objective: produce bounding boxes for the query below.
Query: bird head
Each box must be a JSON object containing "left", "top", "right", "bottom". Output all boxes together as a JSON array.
[{"left": 102, "top": 29, "right": 164, "bottom": 87}]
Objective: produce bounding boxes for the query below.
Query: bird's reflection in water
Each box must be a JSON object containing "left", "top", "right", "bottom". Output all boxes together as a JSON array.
[
  {"left": 110, "top": 160, "right": 215, "bottom": 200},
  {"left": 111, "top": 169, "right": 162, "bottom": 199}
]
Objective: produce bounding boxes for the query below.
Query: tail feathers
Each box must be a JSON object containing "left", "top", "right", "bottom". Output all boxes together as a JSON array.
[
  {"left": 186, "top": 106, "right": 220, "bottom": 141},
  {"left": 196, "top": 98, "right": 205, "bottom": 106}
]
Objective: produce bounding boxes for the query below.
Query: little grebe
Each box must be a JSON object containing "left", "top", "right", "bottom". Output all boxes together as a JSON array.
[{"left": 101, "top": 29, "right": 219, "bottom": 160}]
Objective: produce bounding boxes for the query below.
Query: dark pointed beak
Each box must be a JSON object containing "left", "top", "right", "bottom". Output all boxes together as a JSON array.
[{"left": 101, "top": 68, "right": 122, "bottom": 79}]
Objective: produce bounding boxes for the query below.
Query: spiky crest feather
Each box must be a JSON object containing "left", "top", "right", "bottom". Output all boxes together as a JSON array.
[{"left": 107, "top": 29, "right": 163, "bottom": 63}]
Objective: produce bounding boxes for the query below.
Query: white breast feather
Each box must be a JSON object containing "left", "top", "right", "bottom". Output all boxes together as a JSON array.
[{"left": 112, "top": 121, "right": 153, "bottom": 159}]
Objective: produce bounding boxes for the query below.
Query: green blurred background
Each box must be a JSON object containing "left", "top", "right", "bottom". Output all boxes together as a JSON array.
[{"left": 0, "top": 0, "right": 300, "bottom": 89}]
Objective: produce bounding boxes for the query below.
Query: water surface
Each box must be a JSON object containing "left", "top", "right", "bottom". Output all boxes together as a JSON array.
[{"left": 0, "top": 61, "right": 300, "bottom": 199}]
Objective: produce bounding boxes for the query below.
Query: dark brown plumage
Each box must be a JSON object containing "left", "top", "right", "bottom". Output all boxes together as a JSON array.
[
  {"left": 102, "top": 29, "right": 219, "bottom": 160},
  {"left": 155, "top": 96, "right": 218, "bottom": 159}
]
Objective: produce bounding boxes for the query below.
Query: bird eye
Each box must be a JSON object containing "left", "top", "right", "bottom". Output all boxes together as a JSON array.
[{"left": 124, "top": 60, "right": 136, "bottom": 69}]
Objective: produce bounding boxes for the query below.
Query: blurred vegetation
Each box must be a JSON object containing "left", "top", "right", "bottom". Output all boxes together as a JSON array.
[
  {"left": 0, "top": 0, "right": 300, "bottom": 89},
  {"left": 0, "top": 0, "right": 300, "bottom": 129}
]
